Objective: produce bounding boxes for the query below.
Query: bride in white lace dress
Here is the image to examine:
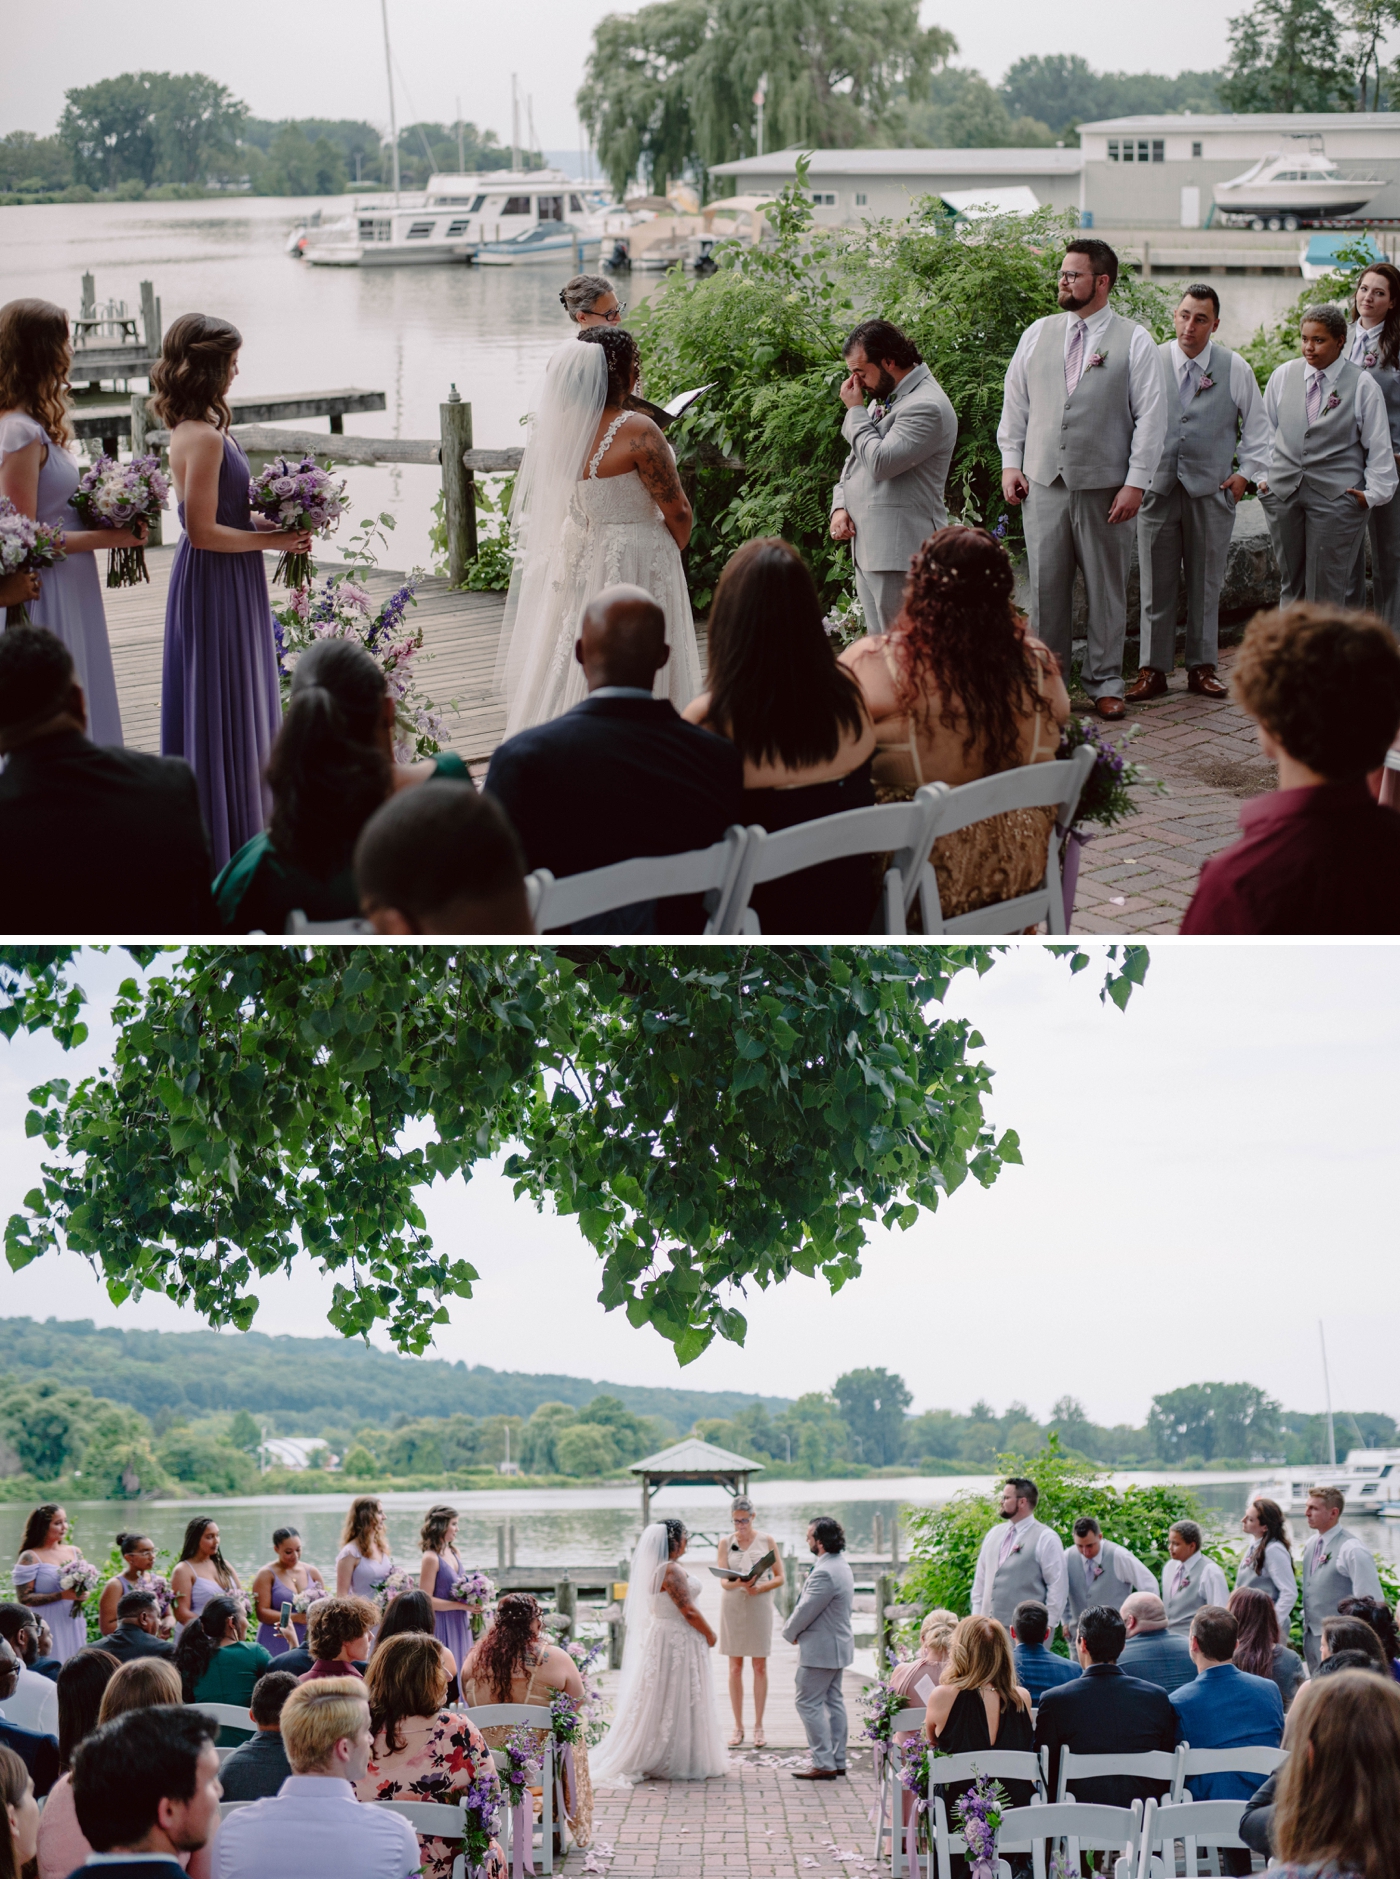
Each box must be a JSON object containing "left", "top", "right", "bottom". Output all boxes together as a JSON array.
[
  {"left": 496, "top": 330, "right": 702, "bottom": 736},
  {"left": 590, "top": 1520, "right": 730, "bottom": 1787}
]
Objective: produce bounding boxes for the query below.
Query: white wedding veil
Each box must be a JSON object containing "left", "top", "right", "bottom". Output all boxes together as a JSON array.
[
  {"left": 589, "top": 1520, "right": 672, "bottom": 1786},
  {"left": 494, "top": 337, "right": 607, "bottom": 734}
]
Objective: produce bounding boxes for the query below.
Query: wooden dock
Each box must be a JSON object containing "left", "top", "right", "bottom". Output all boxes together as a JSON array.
[{"left": 104, "top": 546, "right": 508, "bottom": 766}]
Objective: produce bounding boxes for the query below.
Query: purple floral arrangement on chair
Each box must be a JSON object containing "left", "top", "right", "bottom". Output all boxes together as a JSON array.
[{"left": 953, "top": 1770, "right": 1011, "bottom": 1879}]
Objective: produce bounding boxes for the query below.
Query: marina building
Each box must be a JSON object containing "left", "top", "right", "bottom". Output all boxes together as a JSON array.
[{"left": 707, "top": 147, "right": 1084, "bottom": 221}]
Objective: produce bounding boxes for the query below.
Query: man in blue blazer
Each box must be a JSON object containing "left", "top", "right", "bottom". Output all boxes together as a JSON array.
[
  {"left": 1010, "top": 1599, "right": 1080, "bottom": 1703},
  {"left": 1169, "top": 1605, "right": 1284, "bottom": 1877},
  {"left": 1033, "top": 1604, "right": 1177, "bottom": 1807},
  {"left": 485, "top": 585, "right": 742, "bottom": 930}
]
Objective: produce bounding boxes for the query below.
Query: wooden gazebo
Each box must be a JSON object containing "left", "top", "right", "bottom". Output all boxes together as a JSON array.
[{"left": 630, "top": 1436, "right": 766, "bottom": 1525}]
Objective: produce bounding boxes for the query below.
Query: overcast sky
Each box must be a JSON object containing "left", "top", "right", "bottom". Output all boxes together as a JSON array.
[
  {"left": 1, "top": 943, "right": 1393, "bottom": 1431},
  {"left": 1, "top": 0, "right": 1245, "bottom": 152}
]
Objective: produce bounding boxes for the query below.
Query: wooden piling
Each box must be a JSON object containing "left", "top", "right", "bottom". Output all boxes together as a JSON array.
[
  {"left": 440, "top": 386, "right": 477, "bottom": 585},
  {"left": 555, "top": 1575, "right": 577, "bottom": 1640},
  {"left": 139, "top": 280, "right": 160, "bottom": 350}
]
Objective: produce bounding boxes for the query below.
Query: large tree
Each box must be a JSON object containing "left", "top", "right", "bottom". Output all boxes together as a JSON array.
[
  {"left": 1219, "top": 0, "right": 1348, "bottom": 111},
  {"left": 58, "top": 71, "right": 246, "bottom": 191},
  {"left": 1, "top": 945, "right": 1145, "bottom": 1364},
  {"left": 579, "top": 0, "right": 708, "bottom": 200},
  {"left": 1148, "top": 1382, "right": 1284, "bottom": 1464},
  {"left": 832, "top": 1366, "right": 912, "bottom": 1467}
]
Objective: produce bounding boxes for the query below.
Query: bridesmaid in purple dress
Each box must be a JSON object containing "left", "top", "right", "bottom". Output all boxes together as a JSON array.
[
  {"left": 171, "top": 1515, "right": 241, "bottom": 1642},
  {"left": 151, "top": 313, "right": 310, "bottom": 870},
  {"left": 418, "top": 1503, "right": 473, "bottom": 1673},
  {"left": 252, "top": 1525, "right": 326, "bottom": 1657},
  {"left": 336, "top": 1496, "right": 396, "bottom": 1604},
  {"left": 0, "top": 299, "right": 146, "bottom": 746},
  {"left": 13, "top": 1503, "right": 90, "bottom": 1661}
]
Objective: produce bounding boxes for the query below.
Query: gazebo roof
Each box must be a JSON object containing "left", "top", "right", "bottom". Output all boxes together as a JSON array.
[{"left": 630, "top": 1436, "right": 766, "bottom": 1475}]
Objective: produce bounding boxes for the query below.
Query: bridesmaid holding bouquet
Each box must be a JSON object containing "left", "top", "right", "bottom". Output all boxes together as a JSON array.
[{"left": 151, "top": 313, "right": 310, "bottom": 869}]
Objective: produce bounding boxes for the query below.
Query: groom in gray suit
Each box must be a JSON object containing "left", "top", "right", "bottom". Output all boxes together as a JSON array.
[
  {"left": 783, "top": 1515, "right": 856, "bottom": 1779},
  {"left": 830, "top": 320, "right": 958, "bottom": 635}
]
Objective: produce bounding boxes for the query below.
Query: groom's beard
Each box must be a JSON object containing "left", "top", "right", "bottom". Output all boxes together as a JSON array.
[{"left": 868, "top": 367, "right": 897, "bottom": 402}]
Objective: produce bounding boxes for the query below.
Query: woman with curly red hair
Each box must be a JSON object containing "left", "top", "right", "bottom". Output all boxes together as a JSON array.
[{"left": 841, "top": 523, "right": 1069, "bottom": 919}]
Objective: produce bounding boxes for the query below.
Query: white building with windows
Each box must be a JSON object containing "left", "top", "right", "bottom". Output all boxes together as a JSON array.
[{"left": 707, "top": 147, "right": 1083, "bottom": 222}]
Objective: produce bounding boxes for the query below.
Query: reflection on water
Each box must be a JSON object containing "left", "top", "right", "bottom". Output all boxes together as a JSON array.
[{"left": 6, "top": 1472, "right": 1398, "bottom": 1581}]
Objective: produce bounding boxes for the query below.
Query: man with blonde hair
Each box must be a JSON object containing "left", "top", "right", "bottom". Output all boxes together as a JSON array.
[
  {"left": 212, "top": 1676, "right": 419, "bottom": 1879},
  {"left": 1300, "top": 1485, "right": 1383, "bottom": 1673}
]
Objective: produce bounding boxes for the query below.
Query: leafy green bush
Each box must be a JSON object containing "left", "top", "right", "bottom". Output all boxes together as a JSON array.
[
  {"left": 154, "top": 1427, "right": 258, "bottom": 1496},
  {"left": 429, "top": 478, "right": 515, "bottom": 592},
  {"left": 1237, "top": 238, "right": 1377, "bottom": 389}
]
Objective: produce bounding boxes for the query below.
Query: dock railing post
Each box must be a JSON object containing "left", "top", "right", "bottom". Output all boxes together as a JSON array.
[
  {"left": 139, "top": 280, "right": 160, "bottom": 351},
  {"left": 440, "top": 385, "right": 477, "bottom": 585},
  {"left": 555, "top": 1576, "right": 576, "bottom": 1641},
  {"left": 497, "top": 1524, "right": 507, "bottom": 1571},
  {"left": 131, "top": 392, "right": 163, "bottom": 545}
]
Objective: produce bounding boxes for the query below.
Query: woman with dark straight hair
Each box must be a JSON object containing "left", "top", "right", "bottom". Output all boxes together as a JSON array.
[
  {"left": 152, "top": 312, "right": 310, "bottom": 869},
  {"left": 1228, "top": 1585, "right": 1304, "bottom": 1708},
  {"left": 1236, "top": 1496, "right": 1296, "bottom": 1635},
  {"left": 685, "top": 536, "right": 876, "bottom": 930},
  {"left": 0, "top": 298, "right": 142, "bottom": 744},
  {"left": 14, "top": 1504, "right": 89, "bottom": 1661},
  {"left": 375, "top": 1587, "right": 460, "bottom": 1696},
  {"left": 1347, "top": 261, "right": 1400, "bottom": 632},
  {"left": 1271, "top": 1669, "right": 1400, "bottom": 1877},
  {"left": 170, "top": 1516, "right": 239, "bottom": 1634},
  {"left": 55, "top": 1649, "right": 119, "bottom": 1772},
  {"left": 213, "top": 637, "right": 469, "bottom": 931}
]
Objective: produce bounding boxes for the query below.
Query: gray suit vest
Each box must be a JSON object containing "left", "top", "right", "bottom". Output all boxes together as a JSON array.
[
  {"left": 1164, "top": 1550, "right": 1212, "bottom": 1635},
  {"left": 1267, "top": 357, "right": 1366, "bottom": 501},
  {"left": 1302, "top": 1527, "right": 1363, "bottom": 1638},
  {"left": 1023, "top": 311, "right": 1139, "bottom": 491},
  {"left": 1063, "top": 1542, "right": 1132, "bottom": 1625},
  {"left": 1346, "top": 320, "right": 1400, "bottom": 450},
  {"left": 989, "top": 1519, "right": 1052, "bottom": 1630},
  {"left": 1151, "top": 342, "right": 1244, "bottom": 497}
]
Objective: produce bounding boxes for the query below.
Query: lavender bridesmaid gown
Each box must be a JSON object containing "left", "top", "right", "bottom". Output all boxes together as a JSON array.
[
  {"left": 12, "top": 1559, "right": 89, "bottom": 1660},
  {"left": 433, "top": 1551, "right": 472, "bottom": 1674},
  {"left": 0, "top": 413, "right": 123, "bottom": 746},
  {"left": 256, "top": 1572, "right": 303, "bottom": 1657},
  {"left": 161, "top": 432, "right": 281, "bottom": 870}
]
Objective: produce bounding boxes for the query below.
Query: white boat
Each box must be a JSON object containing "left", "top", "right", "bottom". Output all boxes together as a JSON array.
[
  {"left": 304, "top": 172, "right": 614, "bottom": 268},
  {"left": 476, "top": 219, "right": 600, "bottom": 267},
  {"left": 1247, "top": 1447, "right": 1400, "bottom": 1519},
  {"left": 1213, "top": 140, "right": 1382, "bottom": 230}
]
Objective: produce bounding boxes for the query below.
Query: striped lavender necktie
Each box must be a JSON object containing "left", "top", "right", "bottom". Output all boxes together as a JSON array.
[
  {"left": 1065, "top": 321, "right": 1086, "bottom": 397},
  {"left": 1306, "top": 370, "right": 1323, "bottom": 424}
]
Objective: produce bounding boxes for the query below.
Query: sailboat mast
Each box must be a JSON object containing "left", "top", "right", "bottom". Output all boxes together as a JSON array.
[
  {"left": 511, "top": 74, "right": 521, "bottom": 172},
  {"left": 380, "top": 0, "right": 401, "bottom": 203},
  {"left": 1319, "top": 1319, "right": 1336, "bottom": 1467}
]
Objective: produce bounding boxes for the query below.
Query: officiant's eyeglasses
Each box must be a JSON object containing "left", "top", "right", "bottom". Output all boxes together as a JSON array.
[{"left": 598, "top": 304, "right": 627, "bottom": 321}]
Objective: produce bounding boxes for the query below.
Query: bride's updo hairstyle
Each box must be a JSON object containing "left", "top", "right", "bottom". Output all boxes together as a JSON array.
[
  {"left": 473, "top": 1591, "right": 542, "bottom": 1700},
  {"left": 891, "top": 525, "right": 1043, "bottom": 776},
  {"left": 577, "top": 325, "right": 639, "bottom": 405},
  {"left": 150, "top": 313, "right": 241, "bottom": 431},
  {"left": 0, "top": 299, "right": 73, "bottom": 449},
  {"left": 662, "top": 1518, "right": 688, "bottom": 1558}
]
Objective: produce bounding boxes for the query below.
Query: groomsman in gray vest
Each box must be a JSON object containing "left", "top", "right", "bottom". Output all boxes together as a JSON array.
[
  {"left": 970, "top": 1477, "right": 1067, "bottom": 1633},
  {"left": 1128, "top": 284, "right": 1271, "bottom": 704},
  {"left": 830, "top": 319, "right": 958, "bottom": 635},
  {"left": 1161, "top": 1521, "right": 1229, "bottom": 1636},
  {"left": 1300, "top": 1485, "right": 1383, "bottom": 1673},
  {"left": 998, "top": 239, "right": 1166, "bottom": 719},
  {"left": 1061, "top": 1517, "right": 1157, "bottom": 1638},
  {"left": 784, "top": 1515, "right": 855, "bottom": 1779},
  {"left": 1258, "top": 304, "right": 1397, "bottom": 605}
]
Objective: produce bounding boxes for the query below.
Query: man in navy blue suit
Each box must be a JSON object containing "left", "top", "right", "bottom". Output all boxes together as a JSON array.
[
  {"left": 485, "top": 584, "right": 742, "bottom": 930},
  {"left": 1169, "top": 1605, "right": 1284, "bottom": 1877},
  {"left": 1033, "top": 1604, "right": 1177, "bottom": 1807},
  {"left": 1010, "top": 1599, "right": 1080, "bottom": 1703}
]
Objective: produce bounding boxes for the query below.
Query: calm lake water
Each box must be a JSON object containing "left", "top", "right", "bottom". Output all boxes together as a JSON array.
[
  {"left": 6, "top": 1471, "right": 1398, "bottom": 1582},
  {"left": 0, "top": 197, "right": 1305, "bottom": 577}
]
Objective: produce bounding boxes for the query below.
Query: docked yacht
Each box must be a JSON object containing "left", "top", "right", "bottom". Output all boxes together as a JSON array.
[
  {"left": 1246, "top": 1448, "right": 1400, "bottom": 1519},
  {"left": 302, "top": 171, "right": 618, "bottom": 267},
  {"left": 1213, "top": 140, "right": 1382, "bottom": 230}
]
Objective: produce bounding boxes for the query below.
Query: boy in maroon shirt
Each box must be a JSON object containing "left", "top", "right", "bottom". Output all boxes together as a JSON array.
[{"left": 1183, "top": 604, "right": 1400, "bottom": 933}]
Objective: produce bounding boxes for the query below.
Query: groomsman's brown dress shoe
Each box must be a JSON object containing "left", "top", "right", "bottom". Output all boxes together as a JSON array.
[
  {"left": 1093, "top": 695, "right": 1126, "bottom": 721},
  {"left": 1124, "top": 667, "right": 1169, "bottom": 701},
  {"left": 1188, "top": 664, "right": 1228, "bottom": 697},
  {"left": 792, "top": 1767, "right": 839, "bottom": 1780}
]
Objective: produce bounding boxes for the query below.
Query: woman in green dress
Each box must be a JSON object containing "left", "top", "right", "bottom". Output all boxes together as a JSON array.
[
  {"left": 174, "top": 1592, "right": 292, "bottom": 1740},
  {"left": 214, "top": 637, "right": 470, "bottom": 931}
]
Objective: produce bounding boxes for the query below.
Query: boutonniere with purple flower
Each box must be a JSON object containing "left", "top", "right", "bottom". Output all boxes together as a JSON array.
[
  {"left": 1363, "top": 351, "right": 1378, "bottom": 369},
  {"left": 1323, "top": 390, "right": 1343, "bottom": 415},
  {"left": 1086, "top": 351, "right": 1107, "bottom": 370},
  {"left": 1194, "top": 373, "right": 1215, "bottom": 396},
  {"left": 869, "top": 402, "right": 888, "bottom": 422}
]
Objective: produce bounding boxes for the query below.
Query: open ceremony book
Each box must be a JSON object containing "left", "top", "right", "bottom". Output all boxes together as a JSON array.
[
  {"left": 710, "top": 1547, "right": 777, "bottom": 1584},
  {"left": 626, "top": 384, "right": 716, "bottom": 428}
]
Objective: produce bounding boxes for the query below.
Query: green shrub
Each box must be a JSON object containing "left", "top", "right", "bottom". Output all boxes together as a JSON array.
[
  {"left": 1237, "top": 240, "right": 1376, "bottom": 390},
  {"left": 154, "top": 1427, "right": 258, "bottom": 1496},
  {"left": 554, "top": 1423, "right": 618, "bottom": 1477},
  {"left": 343, "top": 1444, "right": 377, "bottom": 1477}
]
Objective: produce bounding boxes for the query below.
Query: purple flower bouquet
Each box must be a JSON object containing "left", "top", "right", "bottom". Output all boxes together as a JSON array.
[
  {"left": 71, "top": 452, "right": 170, "bottom": 588},
  {"left": 0, "top": 496, "right": 66, "bottom": 624},
  {"left": 952, "top": 1771, "right": 1011, "bottom": 1879},
  {"left": 247, "top": 453, "right": 348, "bottom": 588}
]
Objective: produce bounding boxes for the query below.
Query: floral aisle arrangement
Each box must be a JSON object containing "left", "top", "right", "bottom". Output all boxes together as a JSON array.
[
  {"left": 953, "top": 1772, "right": 1011, "bottom": 1879},
  {"left": 247, "top": 453, "right": 348, "bottom": 587},
  {"left": 861, "top": 1677, "right": 908, "bottom": 1784},
  {"left": 1055, "top": 715, "right": 1166, "bottom": 924},
  {"left": 563, "top": 1636, "right": 609, "bottom": 1746},
  {"left": 500, "top": 1723, "right": 542, "bottom": 1879},
  {"left": 459, "top": 1763, "right": 505, "bottom": 1879},
  {"left": 71, "top": 453, "right": 169, "bottom": 587},
  {"left": 371, "top": 1566, "right": 418, "bottom": 1612},
  {"left": 0, "top": 496, "right": 65, "bottom": 624}
]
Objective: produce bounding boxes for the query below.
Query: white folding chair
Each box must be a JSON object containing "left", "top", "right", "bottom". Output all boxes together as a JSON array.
[
  {"left": 284, "top": 911, "right": 376, "bottom": 934},
  {"left": 525, "top": 824, "right": 749, "bottom": 934},
  {"left": 463, "top": 1704, "right": 558, "bottom": 1873},
  {"left": 915, "top": 743, "right": 1097, "bottom": 934},
  {"left": 1056, "top": 1745, "right": 1182, "bottom": 1803},
  {"left": 217, "top": 1800, "right": 254, "bottom": 1820},
  {"left": 721, "top": 786, "right": 947, "bottom": 934},
  {"left": 188, "top": 1701, "right": 256, "bottom": 1739},
  {"left": 373, "top": 1799, "right": 476, "bottom": 1879},
  {"left": 1171, "top": 1744, "right": 1287, "bottom": 1801},
  {"left": 991, "top": 1799, "right": 1142, "bottom": 1879},
  {"left": 923, "top": 1751, "right": 1048, "bottom": 1879},
  {"left": 872, "top": 1709, "right": 929, "bottom": 1873},
  {"left": 1135, "top": 1796, "right": 1251, "bottom": 1877}
]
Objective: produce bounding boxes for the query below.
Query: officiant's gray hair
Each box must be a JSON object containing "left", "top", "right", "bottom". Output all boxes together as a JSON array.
[
  {"left": 560, "top": 275, "right": 613, "bottom": 320},
  {"left": 731, "top": 1496, "right": 756, "bottom": 1516}
]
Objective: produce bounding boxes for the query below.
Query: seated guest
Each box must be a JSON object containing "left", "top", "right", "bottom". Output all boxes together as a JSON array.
[
  {"left": 173, "top": 1596, "right": 273, "bottom": 1731},
  {"left": 292, "top": 1595, "right": 377, "bottom": 1682},
  {"left": 0, "top": 1637, "right": 59, "bottom": 1799},
  {"left": 683, "top": 537, "right": 878, "bottom": 932},
  {"left": 69, "top": 1706, "right": 220, "bottom": 1879},
  {"left": 0, "top": 1744, "right": 39, "bottom": 1879},
  {"left": 0, "top": 625, "right": 215, "bottom": 934},
  {"left": 841, "top": 525, "right": 1071, "bottom": 921},
  {"left": 38, "top": 1657, "right": 183, "bottom": 1879},
  {"left": 1183, "top": 605, "right": 1400, "bottom": 933},
  {"left": 1118, "top": 1592, "right": 1196, "bottom": 1692},
  {"left": 922, "top": 1617, "right": 1035, "bottom": 1828},
  {"left": 1229, "top": 1585, "right": 1305, "bottom": 1709},
  {"left": 0, "top": 1605, "right": 58, "bottom": 1736},
  {"left": 1320, "top": 1612, "right": 1390, "bottom": 1674},
  {"left": 357, "top": 1634, "right": 505, "bottom": 1879},
  {"left": 356, "top": 781, "right": 532, "bottom": 933},
  {"left": 215, "top": 638, "right": 471, "bottom": 933},
  {"left": 213, "top": 1677, "right": 421, "bottom": 1879},
  {"left": 1337, "top": 1593, "right": 1400, "bottom": 1678},
  {"left": 485, "top": 584, "right": 743, "bottom": 931},
  {"left": 1034, "top": 1604, "right": 1176, "bottom": 1807},
  {"left": 102, "top": 1591, "right": 176, "bottom": 1665},
  {"left": 216, "top": 1670, "right": 296, "bottom": 1801},
  {"left": 373, "top": 1589, "right": 458, "bottom": 1694},
  {"left": 1009, "top": 1598, "right": 1080, "bottom": 1703},
  {"left": 890, "top": 1607, "right": 958, "bottom": 1720},
  {"left": 1265, "top": 1669, "right": 1400, "bottom": 1878},
  {"left": 1170, "top": 1605, "right": 1284, "bottom": 1877}
]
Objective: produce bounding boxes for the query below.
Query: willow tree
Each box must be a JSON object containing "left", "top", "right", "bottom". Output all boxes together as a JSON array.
[{"left": 2, "top": 945, "right": 1146, "bottom": 1364}]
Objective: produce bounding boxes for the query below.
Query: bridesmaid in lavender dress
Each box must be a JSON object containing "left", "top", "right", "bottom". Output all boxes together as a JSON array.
[
  {"left": 251, "top": 1525, "right": 326, "bottom": 1658},
  {"left": 150, "top": 313, "right": 310, "bottom": 869},
  {"left": 418, "top": 1503, "right": 473, "bottom": 1676},
  {"left": 170, "top": 1515, "right": 241, "bottom": 1641},
  {"left": 0, "top": 299, "right": 146, "bottom": 746},
  {"left": 13, "top": 1503, "right": 89, "bottom": 1661},
  {"left": 336, "top": 1496, "right": 397, "bottom": 1604}
]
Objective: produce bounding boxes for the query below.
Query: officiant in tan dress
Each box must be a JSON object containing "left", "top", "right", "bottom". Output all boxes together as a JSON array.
[{"left": 717, "top": 1496, "right": 784, "bottom": 1747}]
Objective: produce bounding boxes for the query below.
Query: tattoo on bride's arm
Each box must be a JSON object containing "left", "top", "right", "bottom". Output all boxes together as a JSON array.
[{"left": 634, "top": 430, "right": 685, "bottom": 507}]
